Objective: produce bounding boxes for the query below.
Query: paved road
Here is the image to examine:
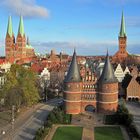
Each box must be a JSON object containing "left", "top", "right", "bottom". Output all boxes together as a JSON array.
[
  {"left": 0, "top": 98, "right": 62, "bottom": 140},
  {"left": 126, "top": 102, "right": 140, "bottom": 135}
]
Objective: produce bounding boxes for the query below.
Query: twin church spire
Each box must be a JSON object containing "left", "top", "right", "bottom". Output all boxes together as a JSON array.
[
  {"left": 7, "top": 16, "right": 13, "bottom": 37},
  {"left": 7, "top": 15, "right": 25, "bottom": 38},
  {"left": 18, "top": 16, "right": 25, "bottom": 37}
]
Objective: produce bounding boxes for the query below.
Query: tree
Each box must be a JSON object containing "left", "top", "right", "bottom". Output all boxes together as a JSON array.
[
  {"left": 1, "top": 64, "right": 40, "bottom": 109},
  {"left": 5, "top": 86, "right": 24, "bottom": 110}
]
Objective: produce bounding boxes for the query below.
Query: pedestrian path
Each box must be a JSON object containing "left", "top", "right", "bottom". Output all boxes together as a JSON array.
[{"left": 82, "top": 127, "right": 94, "bottom": 140}]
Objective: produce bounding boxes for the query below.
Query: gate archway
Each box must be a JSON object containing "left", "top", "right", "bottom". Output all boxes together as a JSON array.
[{"left": 85, "top": 105, "right": 96, "bottom": 113}]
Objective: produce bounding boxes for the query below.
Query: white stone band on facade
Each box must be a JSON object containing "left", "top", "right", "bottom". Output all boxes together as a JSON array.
[
  {"left": 98, "top": 91, "right": 118, "bottom": 95},
  {"left": 98, "top": 100, "right": 118, "bottom": 103}
]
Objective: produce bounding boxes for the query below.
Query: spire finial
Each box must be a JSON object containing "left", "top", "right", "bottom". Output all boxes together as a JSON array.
[
  {"left": 7, "top": 16, "right": 13, "bottom": 37},
  {"left": 18, "top": 15, "right": 25, "bottom": 37},
  {"left": 119, "top": 11, "right": 126, "bottom": 37}
]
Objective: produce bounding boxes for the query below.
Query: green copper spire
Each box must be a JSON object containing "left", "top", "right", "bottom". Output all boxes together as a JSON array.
[
  {"left": 7, "top": 16, "right": 13, "bottom": 37},
  {"left": 18, "top": 16, "right": 25, "bottom": 37},
  {"left": 119, "top": 12, "right": 126, "bottom": 37}
]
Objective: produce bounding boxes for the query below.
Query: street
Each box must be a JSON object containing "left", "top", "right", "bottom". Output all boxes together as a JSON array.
[
  {"left": 0, "top": 98, "right": 62, "bottom": 140},
  {"left": 126, "top": 101, "right": 140, "bottom": 135}
]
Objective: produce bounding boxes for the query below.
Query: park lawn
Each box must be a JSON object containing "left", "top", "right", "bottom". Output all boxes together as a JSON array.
[
  {"left": 52, "top": 126, "right": 83, "bottom": 140},
  {"left": 95, "top": 127, "right": 124, "bottom": 140}
]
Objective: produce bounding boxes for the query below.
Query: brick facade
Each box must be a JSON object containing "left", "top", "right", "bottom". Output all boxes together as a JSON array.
[
  {"left": 64, "top": 66, "right": 118, "bottom": 114},
  {"left": 5, "top": 16, "right": 35, "bottom": 63},
  {"left": 113, "top": 37, "right": 128, "bottom": 63}
]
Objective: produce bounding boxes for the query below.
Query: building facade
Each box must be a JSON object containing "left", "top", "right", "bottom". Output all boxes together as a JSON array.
[
  {"left": 114, "top": 64, "right": 125, "bottom": 83},
  {"left": 5, "top": 16, "right": 35, "bottom": 63},
  {"left": 63, "top": 50, "right": 118, "bottom": 114}
]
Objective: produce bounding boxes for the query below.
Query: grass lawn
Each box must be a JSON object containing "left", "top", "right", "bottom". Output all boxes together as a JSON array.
[
  {"left": 95, "top": 127, "right": 124, "bottom": 140},
  {"left": 52, "top": 126, "right": 83, "bottom": 140}
]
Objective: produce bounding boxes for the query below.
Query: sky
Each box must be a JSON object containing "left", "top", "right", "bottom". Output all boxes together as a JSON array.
[{"left": 0, "top": 0, "right": 140, "bottom": 56}]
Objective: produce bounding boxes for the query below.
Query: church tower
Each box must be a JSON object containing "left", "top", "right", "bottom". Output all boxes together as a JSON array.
[
  {"left": 118, "top": 12, "right": 127, "bottom": 56},
  {"left": 5, "top": 16, "right": 15, "bottom": 60},
  {"left": 16, "top": 16, "right": 26, "bottom": 58},
  {"left": 113, "top": 12, "right": 128, "bottom": 63},
  {"left": 98, "top": 52, "right": 118, "bottom": 114},
  {"left": 64, "top": 50, "right": 82, "bottom": 114}
]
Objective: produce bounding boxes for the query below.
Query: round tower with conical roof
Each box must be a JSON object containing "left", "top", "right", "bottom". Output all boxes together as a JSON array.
[
  {"left": 98, "top": 52, "right": 118, "bottom": 114},
  {"left": 64, "top": 50, "right": 82, "bottom": 114}
]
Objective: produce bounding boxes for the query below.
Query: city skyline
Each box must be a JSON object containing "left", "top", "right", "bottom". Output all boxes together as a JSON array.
[{"left": 0, "top": 0, "right": 140, "bottom": 56}]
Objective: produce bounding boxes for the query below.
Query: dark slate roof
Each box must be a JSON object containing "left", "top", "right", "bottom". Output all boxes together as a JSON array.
[
  {"left": 64, "top": 50, "right": 81, "bottom": 83},
  {"left": 98, "top": 52, "right": 118, "bottom": 84}
]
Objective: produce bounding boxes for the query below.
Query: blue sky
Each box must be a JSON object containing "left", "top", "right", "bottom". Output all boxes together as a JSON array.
[{"left": 0, "top": 0, "right": 140, "bottom": 56}]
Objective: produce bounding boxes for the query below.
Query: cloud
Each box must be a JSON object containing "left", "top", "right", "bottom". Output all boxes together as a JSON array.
[
  {"left": 0, "top": 0, "right": 49, "bottom": 18},
  {"left": 126, "top": 16, "right": 140, "bottom": 28},
  {"left": 0, "top": 40, "right": 140, "bottom": 56},
  {"left": 31, "top": 40, "right": 140, "bottom": 56},
  {"left": 32, "top": 41, "right": 118, "bottom": 55}
]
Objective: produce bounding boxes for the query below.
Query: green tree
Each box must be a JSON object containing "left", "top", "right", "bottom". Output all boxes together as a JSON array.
[
  {"left": 5, "top": 86, "right": 23, "bottom": 110},
  {"left": 1, "top": 64, "right": 40, "bottom": 109}
]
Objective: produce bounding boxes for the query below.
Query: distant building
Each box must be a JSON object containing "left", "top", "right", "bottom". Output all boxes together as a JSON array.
[
  {"left": 113, "top": 12, "right": 128, "bottom": 63},
  {"left": 96, "top": 62, "right": 105, "bottom": 78},
  {"left": 122, "top": 67, "right": 140, "bottom": 100},
  {"left": 113, "top": 12, "right": 140, "bottom": 64},
  {"left": 124, "top": 66, "right": 130, "bottom": 75},
  {"left": 114, "top": 64, "right": 125, "bottom": 82},
  {"left": 63, "top": 50, "right": 118, "bottom": 114},
  {"left": 5, "top": 16, "right": 35, "bottom": 63},
  {"left": 0, "top": 62, "right": 11, "bottom": 73},
  {"left": 40, "top": 67, "right": 50, "bottom": 81}
]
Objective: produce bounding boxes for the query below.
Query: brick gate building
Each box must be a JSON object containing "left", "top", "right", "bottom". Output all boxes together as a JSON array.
[{"left": 63, "top": 50, "right": 118, "bottom": 114}]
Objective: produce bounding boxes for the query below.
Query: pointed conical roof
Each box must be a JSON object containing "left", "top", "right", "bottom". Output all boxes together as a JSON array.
[
  {"left": 18, "top": 16, "right": 25, "bottom": 37},
  {"left": 98, "top": 52, "right": 118, "bottom": 84},
  {"left": 124, "top": 66, "right": 130, "bottom": 75},
  {"left": 119, "top": 12, "right": 126, "bottom": 37},
  {"left": 64, "top": 50, "right": 81, "bottom": 83},
  {"left": 7, "top": 16, "right": 13, "bottom": 37}
]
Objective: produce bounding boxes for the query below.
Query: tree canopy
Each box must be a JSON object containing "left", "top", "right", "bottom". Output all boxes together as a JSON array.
[{"left": 1, "top": 64, "right": 40, "bottom": 109}]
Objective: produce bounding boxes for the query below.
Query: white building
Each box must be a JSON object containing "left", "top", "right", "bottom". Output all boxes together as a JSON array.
[
  {"left": 114, "top": 64, "right": 125, "bottom": 83},
  {"left": 0, "top": 62, "right": 11, "bottom": 73},
  {"left": 40, "top": 67, "right": 50, "bottom": 88},
  {"left": 124, "top": 66, "right": 130, "bottom": 76},
  {"left": 40, "top": 68, "right": 50, "bottom": 81}
]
